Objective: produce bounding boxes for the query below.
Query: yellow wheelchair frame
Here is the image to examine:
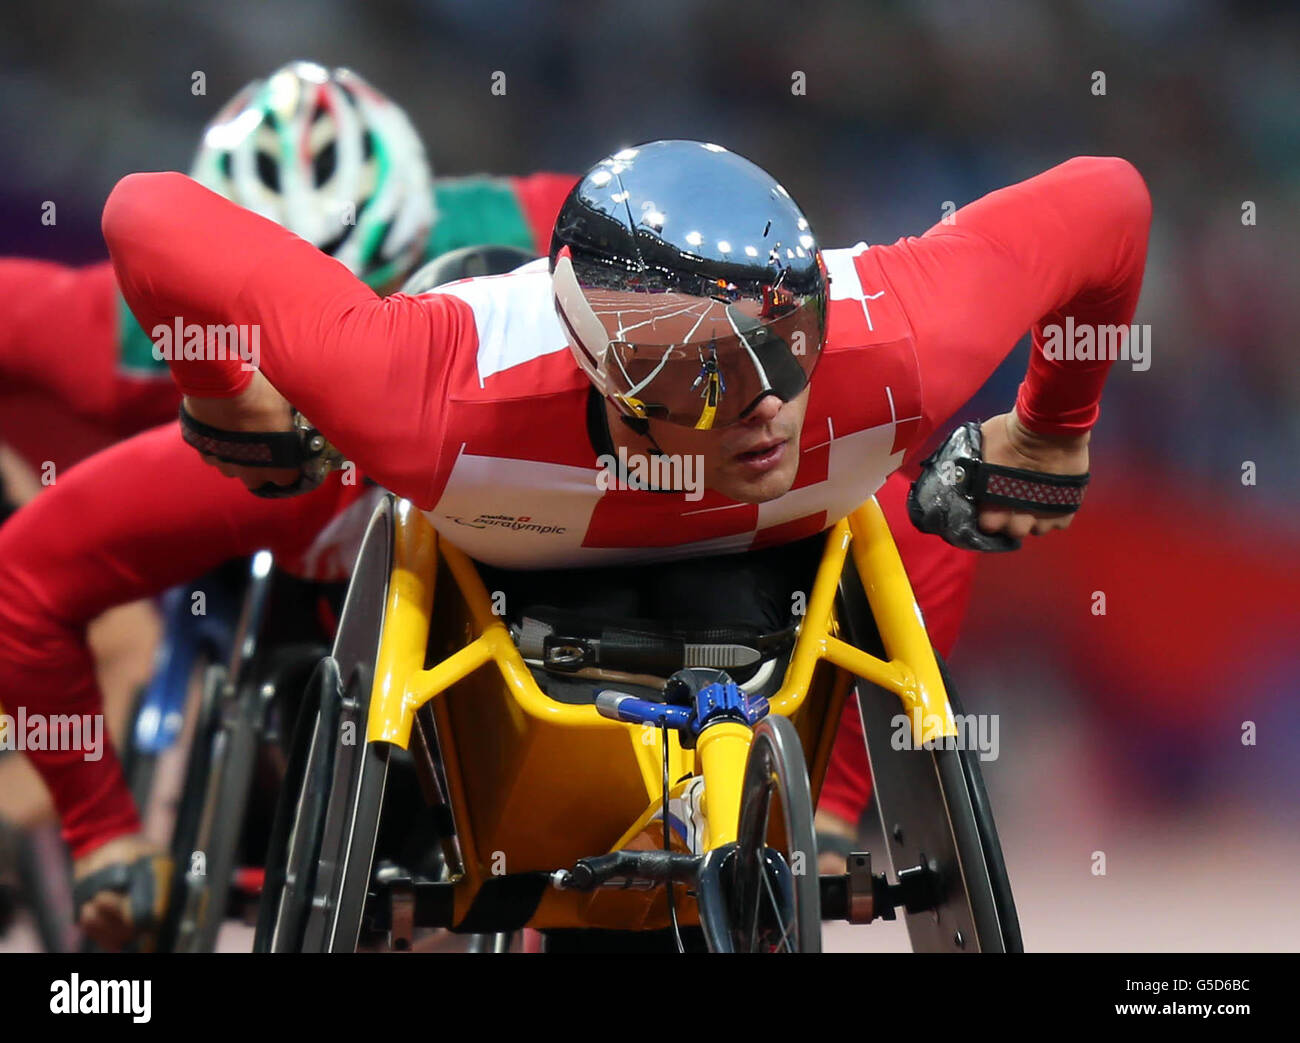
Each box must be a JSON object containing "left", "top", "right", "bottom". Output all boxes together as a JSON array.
[{"left": 352, "top": 495, "right": 963, "bottom": 940}]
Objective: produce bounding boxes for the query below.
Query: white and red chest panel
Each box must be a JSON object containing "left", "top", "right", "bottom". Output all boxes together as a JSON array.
[{"left": 421, "top": 248, "right": 920, "bottom": 570}]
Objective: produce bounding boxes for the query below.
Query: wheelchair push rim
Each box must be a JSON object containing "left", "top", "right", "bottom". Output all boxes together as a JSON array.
[
  {"left": 265, "top": 497, "right": 394, "bottom": 953},
  {"left": 723, "top": 714, "right": 822, "bottom": 953}
]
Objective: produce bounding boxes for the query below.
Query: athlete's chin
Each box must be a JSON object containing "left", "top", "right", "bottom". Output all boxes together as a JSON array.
[{"left": 713, "top": 460, "right": 799, "bottom": 504}]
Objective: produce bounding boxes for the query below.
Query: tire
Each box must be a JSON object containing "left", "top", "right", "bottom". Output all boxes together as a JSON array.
[
  {"left": 725, "top": 714, "right": 822, "bottom": 952},
  {"left": 255, "top": 656, "right": 341, "bottom": 953},
  {"left": 264, "top": 497, "right": 395, "bottom": 952},
  {"left": 155, "top": 662, "right": 226, "bottom": 952},
  {"left": 837, "top": 564, "right": 1021, "bottom": 952},
  {"left": 301, "top": 664, "right": 389, "bottom": 953},
  {"left": 401, "top": 245, "right": 535, "bottom": 294},
  {"left": 14, "top": 824, "right": 75, "bottom": 952},
  {"left": 171, "top": 668, "right": 275, "bottom": 952},
  {"left": 933, "top": 653, "right": 1023, "bottom": 953}
]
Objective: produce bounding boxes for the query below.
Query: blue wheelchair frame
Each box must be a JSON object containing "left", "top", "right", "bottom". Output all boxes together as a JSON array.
[{"left": 129, "top": 569, "right": 246, "bottom": 757}]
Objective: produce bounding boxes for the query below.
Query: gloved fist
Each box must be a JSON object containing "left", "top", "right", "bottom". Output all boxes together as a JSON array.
[{"left": 907, "top": 412, "right": 1090, "bottom": 552}]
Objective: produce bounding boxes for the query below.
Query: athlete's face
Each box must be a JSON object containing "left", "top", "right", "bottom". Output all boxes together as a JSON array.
[{"left": 639, "top": 387, "right": 809, "bottom": 504}]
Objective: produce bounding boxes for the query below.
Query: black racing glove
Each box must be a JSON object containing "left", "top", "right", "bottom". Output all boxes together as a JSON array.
[{"left": 906, "top": 421, "right": 1089, "bottom": 553}]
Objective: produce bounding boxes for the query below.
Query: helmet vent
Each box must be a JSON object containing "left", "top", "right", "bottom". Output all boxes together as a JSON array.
[
  {"left": 256, "top": 150, "right": 280, "bottom": 192},
  {"left": 313, "top": 141, "right": 337, "bottom": 187}
]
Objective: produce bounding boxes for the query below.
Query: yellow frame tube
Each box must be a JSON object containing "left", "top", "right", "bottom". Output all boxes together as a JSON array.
[{"left": 846, "top": 501, "right": 956, "bottom": 741}]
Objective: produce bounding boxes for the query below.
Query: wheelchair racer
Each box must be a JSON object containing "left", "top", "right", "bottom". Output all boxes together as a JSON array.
[
  {"left": 104, "top": 140, "right": 1147, "bottom": 550},
  {"left": 138, "top": 137, "right": 1142, "bottom": 874},
  {"left": 10, "top": 141, "right": 1150, "bottom": 947}
]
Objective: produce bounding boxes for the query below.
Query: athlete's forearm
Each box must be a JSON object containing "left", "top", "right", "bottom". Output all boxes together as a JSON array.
[
  {"left": 103, "top": 172, "right": 464, "bottom": 503},
  {"left": 881, "top": 156, "right": 1151, "bottom": 439},
  {"left": 103, "top": 172, "right": 363, "bottom": 398},
  {"left": 0, "top": 259, "right": 72, "bottom": 385},
  {"left": 0, "top": 423, "right": 357, "bottom": 855}
]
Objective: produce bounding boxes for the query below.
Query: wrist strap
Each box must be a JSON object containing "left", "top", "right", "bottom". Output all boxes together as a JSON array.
[
  {"left": 955, "top": 449, "right": 1089, "bottom": 514},
  {"left": 178, "top": 403, "right": 312, "bottom": 469},
  {"left": 178, "top": 403, "right": 343, "bottom": 498}
]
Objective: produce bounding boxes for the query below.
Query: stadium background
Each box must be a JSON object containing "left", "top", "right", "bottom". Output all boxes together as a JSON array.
[{"left": 1, "top": 0, "right": 1296, "bottom": 950}]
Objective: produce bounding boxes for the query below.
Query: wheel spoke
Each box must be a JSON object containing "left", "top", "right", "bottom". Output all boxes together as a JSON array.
[{"left": 758, "top": 853, "right": 795, "bottom": 952}]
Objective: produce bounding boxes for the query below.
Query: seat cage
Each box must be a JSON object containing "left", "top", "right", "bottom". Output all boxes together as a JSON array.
[{"left": 363, "top": 497, "right": 957, "bottom": 932}]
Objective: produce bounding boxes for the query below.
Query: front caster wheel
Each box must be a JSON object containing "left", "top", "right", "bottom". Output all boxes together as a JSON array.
[{"left": 724, "top": 715, "right": 822, "bottom": 953}]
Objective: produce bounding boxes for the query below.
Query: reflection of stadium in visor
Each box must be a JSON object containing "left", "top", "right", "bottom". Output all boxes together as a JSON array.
[
  {"left": 593, "top": 295, "right": 822, "bottom": 429},
  {"left": 551, "top": 140, "right": 828, "bottom": 430}
]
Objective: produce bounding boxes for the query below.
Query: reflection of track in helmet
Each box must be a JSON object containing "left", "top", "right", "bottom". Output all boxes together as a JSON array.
[{"left": 584, "top": 289, "right": 809, "bottom": 426}]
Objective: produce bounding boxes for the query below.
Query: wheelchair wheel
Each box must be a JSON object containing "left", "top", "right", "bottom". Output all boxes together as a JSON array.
[
  {"left": 171, "top": 674, "right": 275, "bottom": 952},
  {"left": 276, "top": 497, "right": 395, "bottom": 953},
  {"left": 727, "top": 714, "right": 822, "bottom": 952},
  {"left": 166, "top": 555, "right": 279, "bottom": 951},
  {"left": 12, "top": 823, "right": 76, "bottom": 952},
  {"left": 300, "top": 666, "right": 389, "bottom": 952},
  {"left": 934, "top": 655, "right": 1023, "bottom": 952},
  {"left": 401, "top": 244, "right": 534, "bottom": 294},
  {"left": 838, "top": 566, "right": 1022, "bottom": 953},
  {"left": 255, "top": 655, "right": 341, "bottom": 952},
  {"left": 155, "top": 662, "right": 225, "bottom": 952}
]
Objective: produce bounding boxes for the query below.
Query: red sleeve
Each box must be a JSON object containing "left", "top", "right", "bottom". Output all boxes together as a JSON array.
[
  {"left": 0, "top": 258, "right": 122, "bottom": 419},
  {"left": 102, "top": 172, "right": 478, "bottom": 506},
  {"left": 875, "top": 156, "right": 1151, "bottom": 440},
  {"left": 0, "top": 423, "right": 359, "bottom": 857},
  {"left": 509, "top": 173, "right": 578, "bottom": 256}
]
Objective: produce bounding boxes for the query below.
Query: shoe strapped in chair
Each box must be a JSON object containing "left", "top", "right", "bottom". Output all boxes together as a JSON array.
[{"left": 514, "top": 607, "right": 796, "bottom": 688}]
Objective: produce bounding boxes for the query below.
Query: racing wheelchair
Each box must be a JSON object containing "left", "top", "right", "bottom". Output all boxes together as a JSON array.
[{"left": 257, "top": 493, "right": 1022, "bottom": 953}]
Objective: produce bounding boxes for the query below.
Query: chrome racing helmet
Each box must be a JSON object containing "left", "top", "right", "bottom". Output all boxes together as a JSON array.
[
  {"left": 190, "top": 60, "right": 434, "bottom": 290},
  {"left": 550, "top": 140, "right": 827, "bottom": 431}
]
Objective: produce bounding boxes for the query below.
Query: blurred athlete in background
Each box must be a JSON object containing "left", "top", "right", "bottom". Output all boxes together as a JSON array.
[{"left": 0, "top": 60, "right": 574, "bottom": 948}]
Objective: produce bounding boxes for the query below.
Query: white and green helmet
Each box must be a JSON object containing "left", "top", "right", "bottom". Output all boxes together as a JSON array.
[{"left": 190, "top": 60, "right": 434, "bottom": 289}]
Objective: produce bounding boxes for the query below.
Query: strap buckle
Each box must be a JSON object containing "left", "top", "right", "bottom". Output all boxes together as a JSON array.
[{"left": 178, "top": 403, "right": 345, "bottom": 498}]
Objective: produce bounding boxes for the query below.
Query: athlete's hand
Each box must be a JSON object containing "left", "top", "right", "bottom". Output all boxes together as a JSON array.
[
  {"left": 73, "top": 833, "right": 168, "bottom": 951},
  {"left": 977, "top": 408, "right": 1090, "bottom": 541},
  {"left": 183, "top": 371, "right": 301, "bottom": 492}
]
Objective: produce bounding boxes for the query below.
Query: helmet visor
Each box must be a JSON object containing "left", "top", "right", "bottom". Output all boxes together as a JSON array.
[
  {"left": 555, "top": 253, "right": 825, "bottom": 430},
  {"left": 601, "top": 294, "right": 821, "bottom": 429}
]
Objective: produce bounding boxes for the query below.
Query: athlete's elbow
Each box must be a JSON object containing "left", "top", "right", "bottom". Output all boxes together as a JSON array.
[
  {"left": 1104, "top": 157, "right": 1151, "bottom": 236},
  {"left": 1071, "top": 156, "right": 1153, "bottom": 240},
  {"left": 102, "top": 171, "right": 193, "bottom": 250}
]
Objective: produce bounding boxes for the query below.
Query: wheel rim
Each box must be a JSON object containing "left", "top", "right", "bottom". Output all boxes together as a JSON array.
[
  {"left": 302, "top": 662, "right": 390, "bottom": 953},
  {"left": 259, "top": 656, "right": 340, "bottom": 952},
  {"left": 731, "top": 715, "right": 821, "bottom": 952},
  {"left": 298, "top": 498, "right": 394, "bottom": 952}
]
